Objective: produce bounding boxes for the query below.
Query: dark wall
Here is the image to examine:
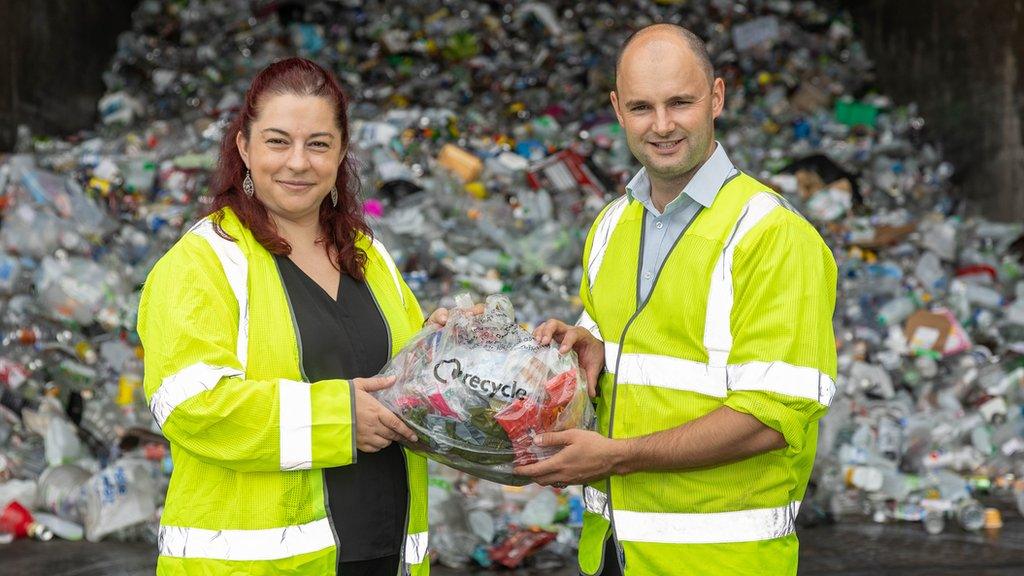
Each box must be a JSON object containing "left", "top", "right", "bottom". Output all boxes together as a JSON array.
[
  {"left": 839, "top": 0, "right": 1024, "bottom": 221},
  {"left": 0, "top": 0, "right": 140, "bottom": 150}
]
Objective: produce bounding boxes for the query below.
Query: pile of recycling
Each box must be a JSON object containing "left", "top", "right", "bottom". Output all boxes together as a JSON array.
[{"left": 0, "top": 0, "right": 1022, "bottom": 568}]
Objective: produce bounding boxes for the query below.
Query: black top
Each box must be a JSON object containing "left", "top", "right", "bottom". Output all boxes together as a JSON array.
[{"left": 274, "top": 254, "right": 408, "bottom": 563}]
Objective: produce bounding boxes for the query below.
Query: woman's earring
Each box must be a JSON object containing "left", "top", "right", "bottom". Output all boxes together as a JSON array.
[
  {"left": 330, "top": 186, "right": 338, "bottom": 207},
  {"left": 243, "top": 170, "right": 255, "bottom": 197}
]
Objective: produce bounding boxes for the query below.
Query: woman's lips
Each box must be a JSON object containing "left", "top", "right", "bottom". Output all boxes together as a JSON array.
[{"left": 276, "top": 180, "right": 315, "bottom": 191}]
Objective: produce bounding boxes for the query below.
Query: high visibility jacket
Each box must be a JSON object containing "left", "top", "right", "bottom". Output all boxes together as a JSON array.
[
  {"left": 576, "top": 173, "right": 837, "bottom": 576},
  {"left": 137, "top": 208, "right": 429, "bottom": 575}
]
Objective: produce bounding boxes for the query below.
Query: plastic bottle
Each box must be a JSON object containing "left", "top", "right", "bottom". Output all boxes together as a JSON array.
[
  {"left": 955, "top": 498, "right": 985, "bottom": 531},
  {"left": 876, "top": 295, "right": 916, "bottom": 326},
  {"left": 44, "top": 417, "right": 84, "bottom": 466},
  {"left": 913, "top": 252, "right": 946, "bottom": 291},
  {"left": 568, "top": 493, "right": 584, "bottom": 527},
  {"left": 880, "top": 470, "right": 920, "bottom": 501},
  {"left": 33, "top": 512, "right": 83, "bottom": 541},
  {"left": 519, "top": 489, "right": 558, "bottom": 527},
  {"left": 0, "top": 253, "right": 23, "bottom": 294},
  {"left": 962, "top": 282, "right": 1004, "bottom": 309},
  {"left": 922, "top": 508, "right": 946, "bottom": 535},
  {"left": 847, "top": 361, "right": 895, "bottom": 398},
  {"left": 36, "top": 464, "right": 91, "bottom": 523},
  {"left": 913, "top": 354, "right": 939, "bottom": 379},
  {"left": 843, "top": 465, "right": 884, "bottom": 492},
  {"left": 876, "top": 417, "right": 903, "bottom": 460},
  {"left": 0, "top": 479, "right": 37, "bottom": 512},
  {"left": 1014, "top": 482, "right": 1024, "bottom": 518}
]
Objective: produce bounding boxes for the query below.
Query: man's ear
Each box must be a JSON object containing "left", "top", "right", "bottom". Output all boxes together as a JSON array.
[
  {"left": 711, "top": 77, "right": 726, "bottom": 120},
  {"left": 610, "top": 90, "right": 624, "bottom": 126}
]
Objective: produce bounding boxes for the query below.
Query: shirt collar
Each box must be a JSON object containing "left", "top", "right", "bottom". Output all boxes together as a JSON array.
[{"left": 625, "top": 142, "right": 735, "bottom": 215}]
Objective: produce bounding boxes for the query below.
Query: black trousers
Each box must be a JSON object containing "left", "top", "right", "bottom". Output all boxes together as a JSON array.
[
  {"left": 338, "top": 554, "right": 400, "bottom": 576},
  {"left": 581, "top": 536, "right": 624, "bottom": 576}
]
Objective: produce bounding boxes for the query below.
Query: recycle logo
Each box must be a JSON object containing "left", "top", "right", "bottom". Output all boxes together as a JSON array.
[{"left": 433, "top": 357, "right": 528, "bottom": 403}]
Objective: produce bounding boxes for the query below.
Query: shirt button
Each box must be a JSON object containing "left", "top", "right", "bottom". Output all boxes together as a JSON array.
[
  {"left": 656, "top": 221, "right": 664, "bottom": 230},
  {"left": 644, "top": 272, "right": 652, "bottom": 279}
]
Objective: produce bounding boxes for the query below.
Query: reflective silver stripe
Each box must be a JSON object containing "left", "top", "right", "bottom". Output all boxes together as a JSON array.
[
  {"left": 279, "top": 379, "right": 313, "bottom": 470},
  {"left": 614, "top": 501, "right": 800, "bottom": 544},
  {"left": 150, "top": 363, "right": 243, "bottom": 428},
  {"left": 158, "top": 517, "right": 335, "bottom": 560},
  {"left": 604, "top": 343, "right": 727, "bottom": 398},
  {"left": 703, "top": 192, "right": 781, "bottom": 367},
  {"left": 404, "top": 530, "right": 429, "bottom": 565},
  {"left": 728, "top": 361, "right": 837, "bottom": 406},
  {"left": 584, "top": 486, "right": 610, "bottom": 521},
  {"left": 371, "top": 238, "right": 405, "bottom": 307},
  {"left": 605, "top": 342, "right": 620, "bottom": 369},
  {"left": 605, "top": 344, "right": 835, "bottom": 402},
  {"left": 586, "top": 195, "right": 630, "bottom": 287},
  {"left": 190, "top": 219, "right": 250, "bottom": 372},
  {"left": 576, "top": 310, "right": 602, "bottom": 341}
]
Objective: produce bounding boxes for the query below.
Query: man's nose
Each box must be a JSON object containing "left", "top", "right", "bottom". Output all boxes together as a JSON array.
[{"left": 652, "top": 107, "right": 676, "bottom": 136}]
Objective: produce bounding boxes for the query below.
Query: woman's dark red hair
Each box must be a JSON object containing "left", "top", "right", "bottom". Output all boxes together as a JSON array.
[{"left": 207, "top": 57, "right": 371, "bottom": 280}]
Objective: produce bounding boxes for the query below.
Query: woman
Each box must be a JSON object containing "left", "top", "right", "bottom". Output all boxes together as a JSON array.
[{"left": 138, "top": 58, "right": 436, "bottom": 575}]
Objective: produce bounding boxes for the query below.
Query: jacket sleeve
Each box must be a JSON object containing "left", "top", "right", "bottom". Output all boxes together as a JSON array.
[
  {"left": 722, "top": 212, "right": 838, "bottom": 456},
  {"left": 137, "top": 233, "right": 356, "bottom": 472}
]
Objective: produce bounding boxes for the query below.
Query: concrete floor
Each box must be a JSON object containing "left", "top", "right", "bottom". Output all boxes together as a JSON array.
[{"left": 4, "top": 514, "right": 1024, "bottom": 575}]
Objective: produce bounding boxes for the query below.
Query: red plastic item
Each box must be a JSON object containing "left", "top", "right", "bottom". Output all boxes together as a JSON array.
[
  {"left": 0, "top": 501, "right": 37, "bottom": 538},
  {"left": 495, "top": 396, "right": 542, "bottom": 464},
  {"left": 16, "top": 327, "right": 39, "bottom": 346},
  {"left": 526, "top": 149, "right": 607, "bottom": 197},
  {"left": 540, "top": 368, "right": 577, "bottom": 429},
  {"left": 495, "top": 368, "right": 581, "bottom": 464},
  {"left": 954, "top": 263, "right": 998, "bottom": 282},
  {"left": 489, "top": 527, "right": 558, "bottom": 569},
  {"left": 426, "top": 391, "right": 459, "bottom": 418},
  {"left": 143, "top": 442, "right": 168, "bottom": 461}
]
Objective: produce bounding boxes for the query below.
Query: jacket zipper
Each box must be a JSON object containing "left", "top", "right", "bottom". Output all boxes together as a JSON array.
[
  {"left": 272, "top": 259, "right": 343, "bottom": 573},
  {"left": 364, "top": 268, "right": 411, "bottom": 576},
  {"left": 604, "top": 206, "right": 704, "bottom": 574}
]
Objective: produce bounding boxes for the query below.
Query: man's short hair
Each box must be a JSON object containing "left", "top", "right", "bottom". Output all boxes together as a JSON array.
[{"left": 614, "top": 23, "right": 715, "bottom": 90}]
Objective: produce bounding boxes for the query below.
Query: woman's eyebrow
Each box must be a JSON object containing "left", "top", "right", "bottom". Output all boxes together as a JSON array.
[{"left": 260, "top": 128, "right": 335, "bottom": 139}]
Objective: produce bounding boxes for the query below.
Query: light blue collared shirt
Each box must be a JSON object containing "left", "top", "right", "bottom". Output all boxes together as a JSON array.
[{"left": 626, "top": 142, "right": 739, "bottom": 302}]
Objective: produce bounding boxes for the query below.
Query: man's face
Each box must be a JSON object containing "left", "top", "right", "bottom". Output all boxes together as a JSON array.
[{"left": 611, "top": 39, "right": 724, "bottom": 185}]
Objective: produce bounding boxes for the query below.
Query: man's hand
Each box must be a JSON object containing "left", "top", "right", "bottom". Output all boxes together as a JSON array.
[
  {"left": 424, "top": 303, "right": 485, "bottom": 329},
  {"left": 514, "top": 429, "right": 624, "bottom": 487},
  {"left": 533, "top": 319, "right": 605, "bottom": 397},
  {"left": 352, "top": 376, "right": 418, "bottom": 453}
]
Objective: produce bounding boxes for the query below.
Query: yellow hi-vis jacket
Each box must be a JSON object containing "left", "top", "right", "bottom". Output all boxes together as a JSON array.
[
  {"left": 576, "top": 173, "right": 838, "bottom": 575},
  {"left": 137, "top": 207, "right": 429, "bottom": 575}
]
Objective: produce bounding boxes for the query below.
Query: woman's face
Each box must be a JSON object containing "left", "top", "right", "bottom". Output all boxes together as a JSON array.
[{"left": 236, "top": 93, "right": 345, "bottom": 225}]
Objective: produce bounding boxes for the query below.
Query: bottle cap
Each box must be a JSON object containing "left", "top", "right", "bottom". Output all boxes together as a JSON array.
[{"left": 983, "top": 507, "right": 1003, "bottom": 529}]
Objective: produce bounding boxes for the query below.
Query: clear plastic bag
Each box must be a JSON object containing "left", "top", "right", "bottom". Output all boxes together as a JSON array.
[{"left": 374, "top": 294, "right": 595, "bottom": 485}]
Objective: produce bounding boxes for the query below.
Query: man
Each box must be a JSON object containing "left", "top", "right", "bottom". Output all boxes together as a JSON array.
[{"left": 519, "top": 24, "right": 837, "bottom": 576}]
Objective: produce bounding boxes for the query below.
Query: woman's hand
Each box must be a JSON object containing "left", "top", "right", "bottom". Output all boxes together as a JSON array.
[
  {"left": 424, "top": 303, "right": 485, "bottom": 329},
  {"left": 351, "top": 376, "right": 417, "bottom": 453}
]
